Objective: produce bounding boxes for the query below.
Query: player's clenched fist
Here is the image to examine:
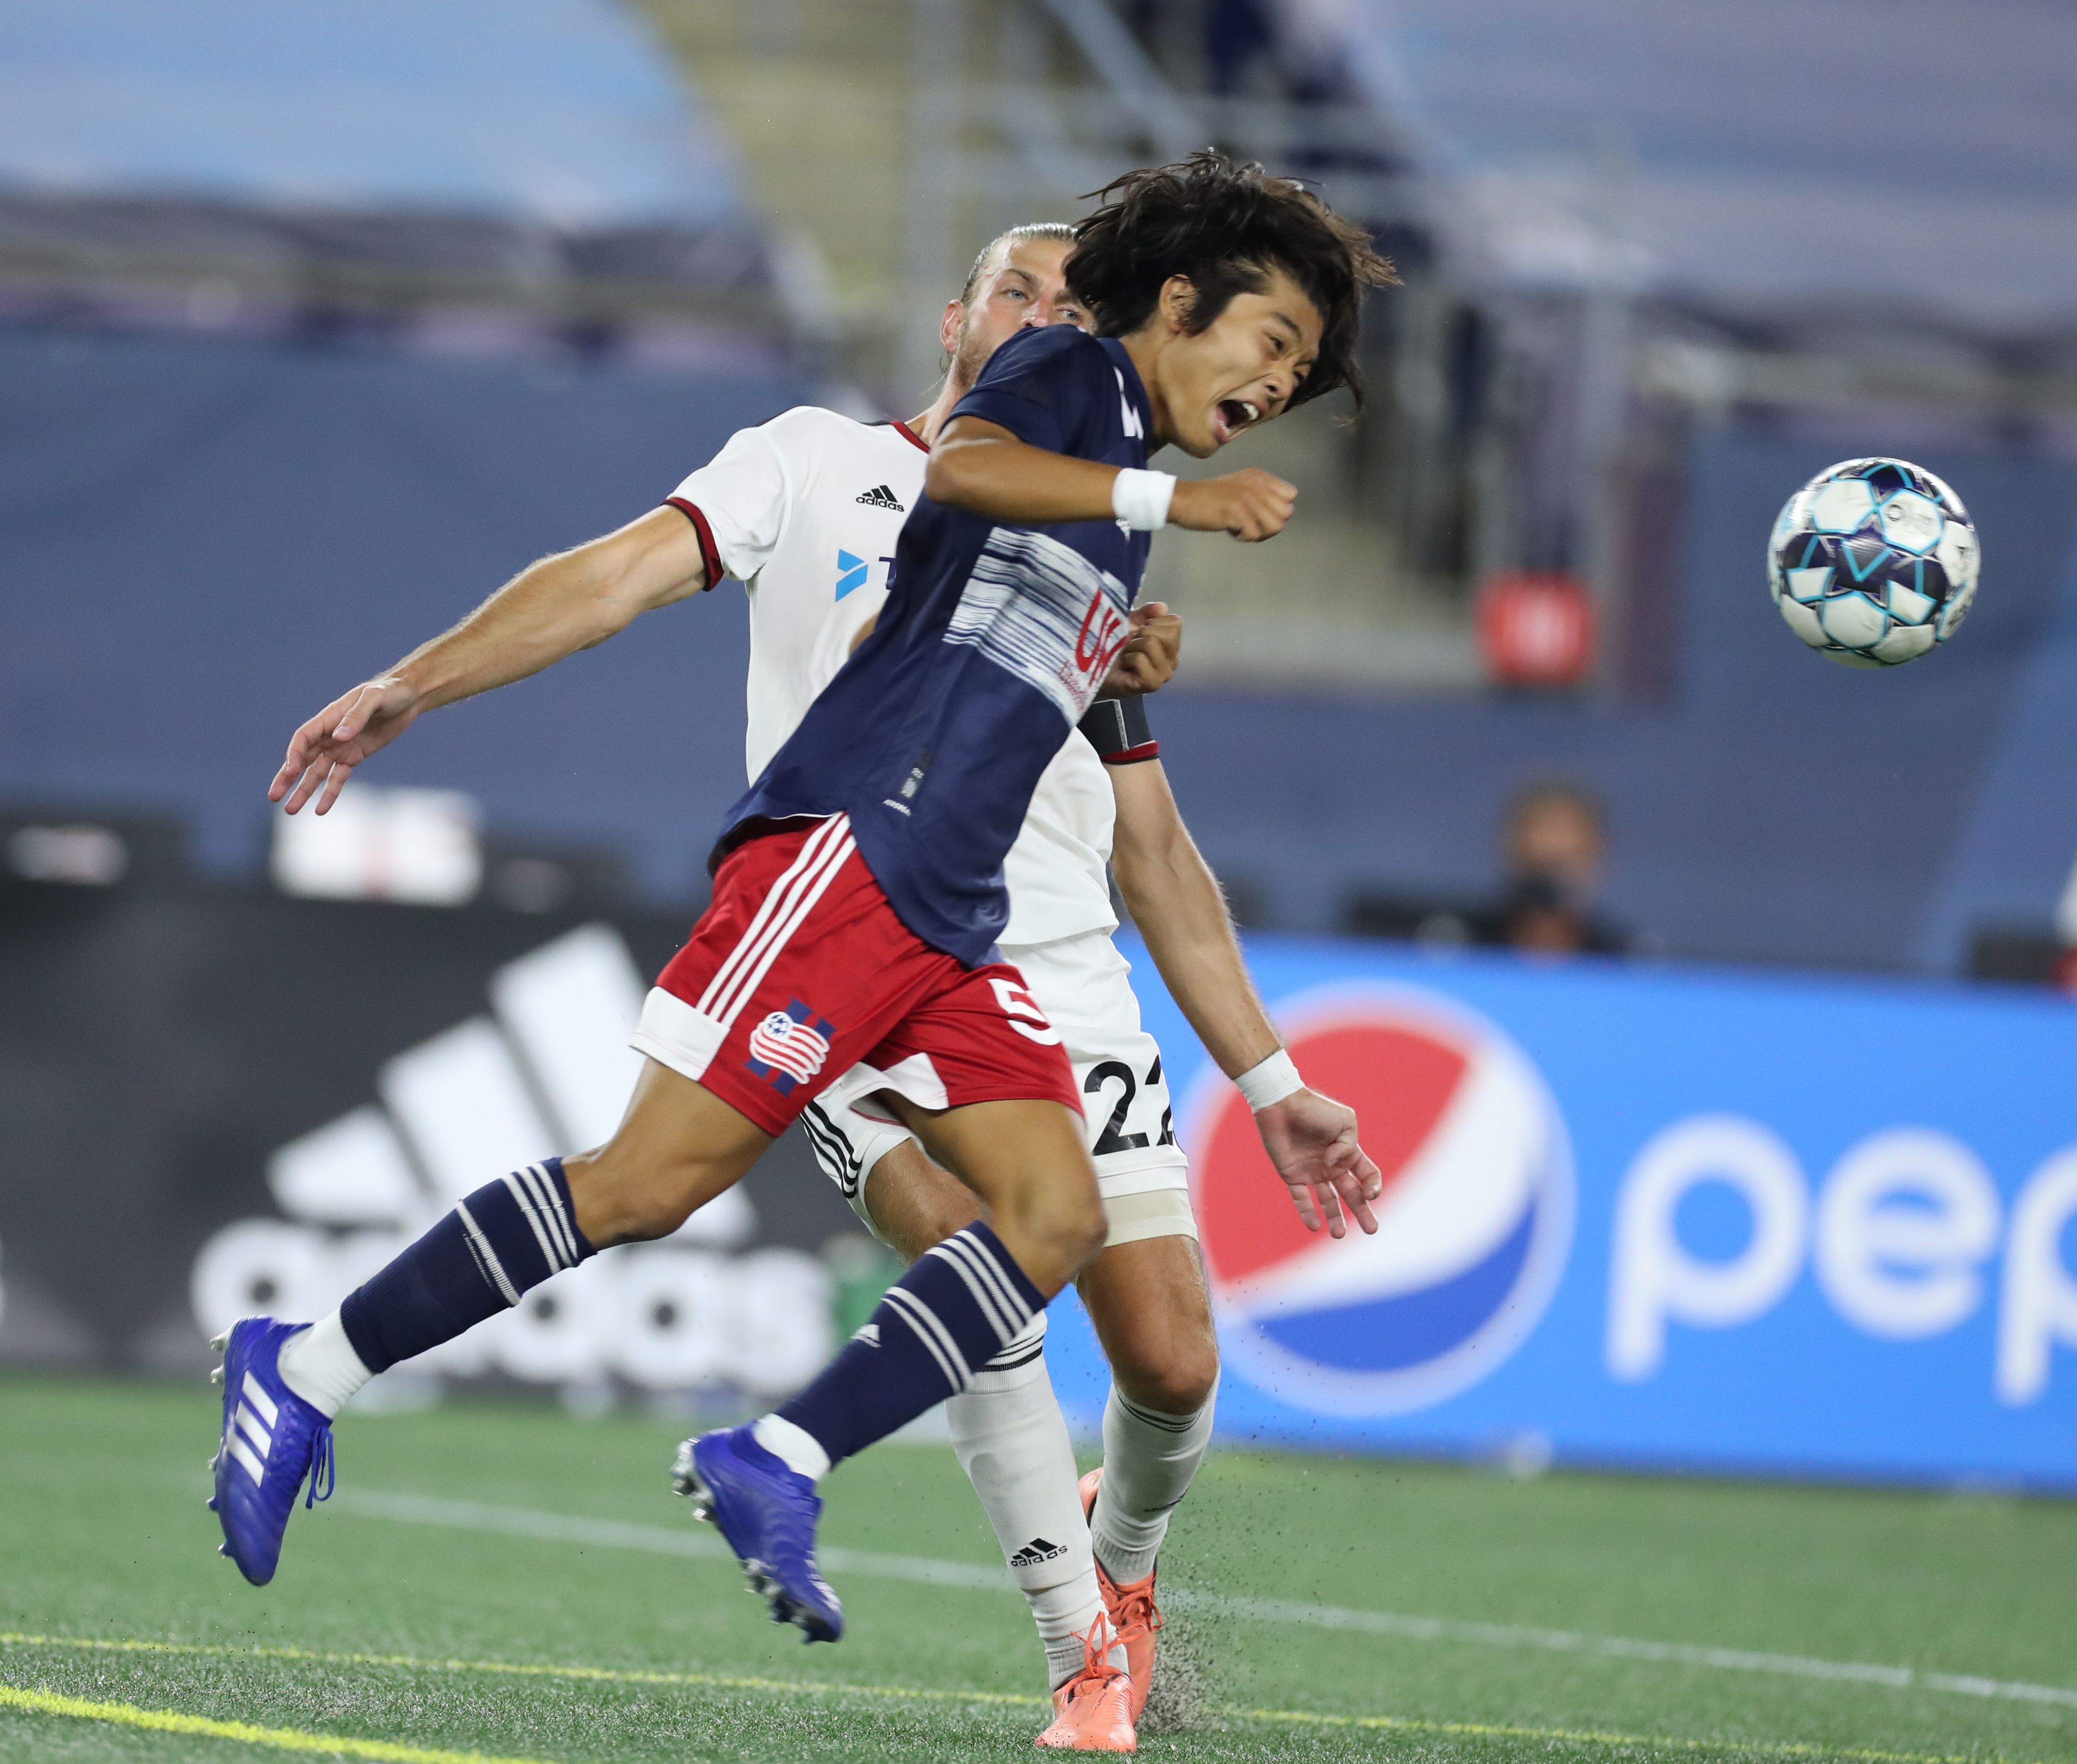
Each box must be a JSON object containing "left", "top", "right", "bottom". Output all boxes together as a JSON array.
[
  {"left": 1102, "top": 602, "right": 1182, "bottom": 696},
  {"left": 1168, "top": 468, "right": 1296, "bottom": 543}
]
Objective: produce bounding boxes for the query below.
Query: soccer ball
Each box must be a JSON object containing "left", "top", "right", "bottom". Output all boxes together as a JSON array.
[{"left": 1768, "top": 458, "right": 1979, "bottom": 668}]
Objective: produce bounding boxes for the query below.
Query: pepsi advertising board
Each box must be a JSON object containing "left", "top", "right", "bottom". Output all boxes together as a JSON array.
[{"left": 1044, "top": 938, "right": 2077, "bottom": 1490}]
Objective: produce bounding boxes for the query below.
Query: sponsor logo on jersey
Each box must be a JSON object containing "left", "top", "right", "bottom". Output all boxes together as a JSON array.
[
  {"left": 948, "top": 527, "right": 1134, "bottom": 723},
  {"left": 837, "top": 550, "right": 896, "bottom": 601},
  {"left": 1075, "top": 589, "right": 1128, "bottom": 677},
  {"left": 856, "top": 483, "right": 906, "bottom": 511},
  {"left": 746, "top": 999, "right": 837, "bottom": 1094},
  {"left": 1187, "top": 985, "right": 1574, "bottom": 1417}
]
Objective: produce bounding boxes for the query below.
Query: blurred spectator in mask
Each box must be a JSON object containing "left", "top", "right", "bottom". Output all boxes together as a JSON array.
[{"left": 1488, "top": 782, "right": 1633, "bottom": 957}]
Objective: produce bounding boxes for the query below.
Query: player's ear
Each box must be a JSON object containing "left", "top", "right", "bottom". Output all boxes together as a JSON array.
[
  {"left": 940, "top": 299, "right": 964, "bottom": 357},
  {"left": 1157, "top": 275, "right": 1198, "bottom": 336}
]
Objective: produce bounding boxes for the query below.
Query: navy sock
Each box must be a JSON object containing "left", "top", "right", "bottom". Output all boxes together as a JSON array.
[
  {"left": 340, "top": 1158, "right": 594, "bottom": 1375},
  {"left": 776, "top": 1222, "right": 1046, "bottom": 1468}
]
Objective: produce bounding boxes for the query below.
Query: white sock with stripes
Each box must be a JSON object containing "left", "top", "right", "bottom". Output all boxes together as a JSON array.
[
  {"left": 1089, "top": 1379, "right": 1218, "bottom": 1585},
  {"left": 946, "top": 1316, "right": 1114, "bottom": 1690}
]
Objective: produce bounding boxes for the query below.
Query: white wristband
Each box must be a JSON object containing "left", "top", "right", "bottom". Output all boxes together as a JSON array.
[
  {"left": 1112, "top": 468, "right": 1176, "bottom": 531},
  {"left": 1234, "top": 1049, "right": 1304, "bottom": 1111}
]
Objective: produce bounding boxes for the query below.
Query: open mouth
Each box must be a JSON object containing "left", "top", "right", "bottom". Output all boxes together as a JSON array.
[{"left": 1212, "top": 398, "right": 1261, "bottom": 445}]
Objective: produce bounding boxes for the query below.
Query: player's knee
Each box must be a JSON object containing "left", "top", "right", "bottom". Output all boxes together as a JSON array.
[
  {"left": 1063, "top": 1188, "right": 1110, "bottom": 1269},
  {"left": 1013, "top": 1179, "right": 1106, "bottom": 1273},
  {"left": 1116, "top": 1336, "right": 1219, "bottom": 1416}
]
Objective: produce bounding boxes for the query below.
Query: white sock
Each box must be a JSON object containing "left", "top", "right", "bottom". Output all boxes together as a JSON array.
[
  {"left": 1090, "top": 1378, "right": 1217, "bottom": 1585},
  {"left": 945, "top": 1316, "right": 1114, "bottom": 1690},
  {"left": 275, "top": 1311, "right": 374, "bottom": 1419},
  {"left": 752, "top": 1413, "right": 832, "bottom": 1483}
]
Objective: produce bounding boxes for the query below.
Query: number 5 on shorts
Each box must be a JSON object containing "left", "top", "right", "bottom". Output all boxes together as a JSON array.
[{"left": 988, "top": 977, "right": 1062, "bottom": 1045}]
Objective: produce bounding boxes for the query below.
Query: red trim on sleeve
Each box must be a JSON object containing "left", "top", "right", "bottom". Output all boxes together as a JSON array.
[
  {"left": 890, "top": 420, "right": 929, "bottom": 454},
  {"left": 665, "top": 498, "right": 724, "bottom": 590},
  {"left": 1102, "top": 740, "right": 1161, "bottom": 766}
]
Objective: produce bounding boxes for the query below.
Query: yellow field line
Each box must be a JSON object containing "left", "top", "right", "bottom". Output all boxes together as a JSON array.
[
  {"left": 0, "top": 1630, "right": 1047, "bottom": 1708},
  {"left": 0, "top": 1682, "right": 551, "bottom": 1763},
  {"left": 0, "top": 1631, "right": 2037, "bottom": 1764}
]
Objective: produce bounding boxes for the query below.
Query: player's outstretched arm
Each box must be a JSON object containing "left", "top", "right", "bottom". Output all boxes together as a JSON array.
[
  {"left": 1109, "top": 758, "right": 1382, "bottom": 1238},
  {"left": 928, "top": 416, "right": 1296, "bottom": 543},
  {"left": 270, "top": 507, "right": 706, "bottom": 815}
]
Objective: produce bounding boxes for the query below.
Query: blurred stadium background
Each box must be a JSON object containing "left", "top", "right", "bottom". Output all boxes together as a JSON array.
[{"left": 4, "top": 3, "right": 2077, "bottom": 1760}]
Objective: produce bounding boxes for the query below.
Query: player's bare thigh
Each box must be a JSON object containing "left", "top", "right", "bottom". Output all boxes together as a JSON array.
[
  {"left": 876, "top": 1095, "right": 1105, "bottom": 1294},
  {"left": 861, "top": 1133, "right": 1217, "bottom": 1412},
  {"left": 561, "top": 1055, "right": 774, "bottom": 1248}
]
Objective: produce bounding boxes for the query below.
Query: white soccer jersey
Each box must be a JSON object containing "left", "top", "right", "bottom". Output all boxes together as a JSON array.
[{"left": 666, "top": 405, "right": 1118, "bottom": 949}]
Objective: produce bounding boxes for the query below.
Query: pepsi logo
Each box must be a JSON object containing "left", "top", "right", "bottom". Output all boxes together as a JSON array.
[{"left": 1187, "top": 986, "right": 1574, "bottom": 1416}]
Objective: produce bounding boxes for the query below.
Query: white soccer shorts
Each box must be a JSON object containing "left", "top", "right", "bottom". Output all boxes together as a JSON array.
[{"left": 801, "top": 928, "right": 1196, "bottom": 1249}]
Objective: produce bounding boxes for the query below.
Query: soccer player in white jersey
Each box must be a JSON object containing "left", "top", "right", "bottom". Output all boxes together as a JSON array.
[{"left": 259, "top": 209, "right": 1383, "bottom": 1750}]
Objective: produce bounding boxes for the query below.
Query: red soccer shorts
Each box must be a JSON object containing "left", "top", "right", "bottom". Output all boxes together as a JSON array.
[{"left": 629, "top": 815, "right": 1082, "bottom": 1138}]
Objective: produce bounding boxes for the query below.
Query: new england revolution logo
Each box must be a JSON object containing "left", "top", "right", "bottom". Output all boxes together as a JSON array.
[
  {"left": 1187, "top": 986, "right": 1574, "bottom": 1416},
  {"left": 746, "top": 1000, "right": 836, "bottom": 1095}
]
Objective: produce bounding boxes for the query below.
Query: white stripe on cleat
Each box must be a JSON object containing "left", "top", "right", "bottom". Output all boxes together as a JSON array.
[
  {"left": 234, "top": 1404, "right": 273, "bottom": 1459},
  {"left": 240, "top": 1372, "right": 279, "bottom": 1428},
  {"left": 227, "top": 1436, "right": 267, "bottom": 1487}
]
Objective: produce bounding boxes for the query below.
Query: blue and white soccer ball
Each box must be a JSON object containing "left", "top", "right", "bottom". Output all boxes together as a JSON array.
[{"left": 1768, "top": 458, "right": 1979, "bottom": 668}]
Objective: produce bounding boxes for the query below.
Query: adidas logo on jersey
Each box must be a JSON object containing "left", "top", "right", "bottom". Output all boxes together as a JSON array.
[
  {"left": 1009, "top": 1536, "right": 1067, "bottom": 1568},
  {"left": 856, "top": 484, "right": 905, "bottom": 511}
]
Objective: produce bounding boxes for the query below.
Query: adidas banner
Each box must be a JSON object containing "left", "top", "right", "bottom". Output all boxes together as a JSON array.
[{"left": 0, "top": 879, "right": 861, "bottom": 1400}]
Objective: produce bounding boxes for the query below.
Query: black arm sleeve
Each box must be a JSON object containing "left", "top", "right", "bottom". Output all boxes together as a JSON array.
[{"left": 1077, "top": 694, "right": 1159, "bottom": 765}]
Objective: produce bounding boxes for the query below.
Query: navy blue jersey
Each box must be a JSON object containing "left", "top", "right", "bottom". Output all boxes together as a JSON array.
[{"left": 716, "top": 326, "right": 1153, "bottom": 965}]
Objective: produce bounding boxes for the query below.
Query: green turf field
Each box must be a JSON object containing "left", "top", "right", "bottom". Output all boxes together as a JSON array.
[{"left": 2, "top": 1375, "right": 2072, "bottom": 1764}]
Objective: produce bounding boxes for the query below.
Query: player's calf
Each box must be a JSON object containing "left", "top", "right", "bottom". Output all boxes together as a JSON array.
[{"left": 207, "top": 1153, "right": 604, "bottom": 1587}]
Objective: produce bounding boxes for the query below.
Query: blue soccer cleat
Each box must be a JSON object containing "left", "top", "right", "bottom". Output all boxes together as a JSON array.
[
  {"left": 209, "top": 1318, "right": 336, "bottom": 1586},
  {"left": 672, "top": 1426, "right": 842, "bottom": 1643}
]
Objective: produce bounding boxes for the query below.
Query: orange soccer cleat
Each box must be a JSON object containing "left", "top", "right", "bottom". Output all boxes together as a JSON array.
[
  {"left": 1034, "top": 1615, "right": 1136, "bottom": 1751},
  {"left": 1079, "top": 1466, "right": 1163, "bottom": 1723}
]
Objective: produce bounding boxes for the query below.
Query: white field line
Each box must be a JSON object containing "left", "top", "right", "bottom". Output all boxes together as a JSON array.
[{"left": 339, "top": 1489, "right": 2077, "bottom": 1713}]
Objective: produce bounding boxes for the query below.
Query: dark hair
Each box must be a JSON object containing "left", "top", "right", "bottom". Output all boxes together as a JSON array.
[
  {"left": 960, "top": 221, "right": 1079, "bottom": 306},
  {"left": 1067, "top": 150, "right": 1396, "bottom": 409}
]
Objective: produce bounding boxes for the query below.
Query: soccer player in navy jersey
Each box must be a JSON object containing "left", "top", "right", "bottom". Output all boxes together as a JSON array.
[
  {"left": 690, "top": 146, "right": 1391, "bottom": 1657},
  {"left": 214, "top": 151, "right": 1392, "bottom": 1726}
]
